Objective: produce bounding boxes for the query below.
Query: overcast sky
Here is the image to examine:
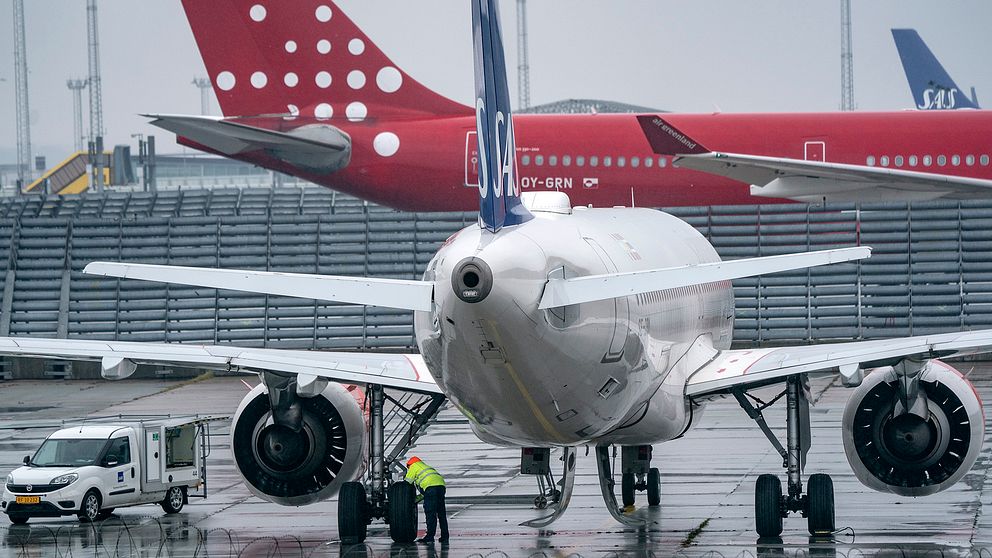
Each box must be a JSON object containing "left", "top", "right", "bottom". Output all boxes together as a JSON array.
[{"left": 1, "top": 1, "right": 989, "bottom": 163}]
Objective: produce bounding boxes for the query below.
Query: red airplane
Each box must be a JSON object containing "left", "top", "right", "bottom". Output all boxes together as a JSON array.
[{"left": 149, "top": 0, "right": 992, "bottom": 211}]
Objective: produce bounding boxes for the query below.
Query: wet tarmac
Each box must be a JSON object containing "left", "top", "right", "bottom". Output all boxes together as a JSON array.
[{"left": 1, "top": 366, "right": 992, "bottom": 557}]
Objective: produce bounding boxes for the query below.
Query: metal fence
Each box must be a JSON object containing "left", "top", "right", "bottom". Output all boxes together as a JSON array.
[{"left": 0, "top": 189, "right": 990, "bottom": 350}]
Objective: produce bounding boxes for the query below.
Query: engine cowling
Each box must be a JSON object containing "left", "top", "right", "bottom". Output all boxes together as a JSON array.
[
  {"left": 231, "top": 382, "right": 367, "bottom": 506},
  {"left": 842, "top": 360, "right": 984, "bottom": 497}
]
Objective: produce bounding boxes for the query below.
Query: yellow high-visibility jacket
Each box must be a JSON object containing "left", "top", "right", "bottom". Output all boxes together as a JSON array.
[{"left": 405, "top": 461, "right": 446, "bottom": 490}]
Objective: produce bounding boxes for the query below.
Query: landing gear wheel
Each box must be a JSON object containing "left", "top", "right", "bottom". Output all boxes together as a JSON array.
[
  {"left": 8, "top": 515, "right": 28, "bottom": 525},
  {"left": 647, "top": 468, "right": 661, "bottom": 506},
  {"left": 337, "top": 482, "right": 368, "bottom": 544},
  {"left": 161, "top": 486, "right": 185, "bottom": 514},
  {"left": 78, "top": 490, "right": 101, "bottom": 523},
  {"left": 806, "top": 473, "right": 835, "bottom": 536},
  {"left": 387, "top": 482, "right": 418, "bottom": 543},
  {"left": 755, "top": 474, "right": 783, "bottom": 538},
  {"left": 621, "top": 472, "right": 635, "bottom": 507}
]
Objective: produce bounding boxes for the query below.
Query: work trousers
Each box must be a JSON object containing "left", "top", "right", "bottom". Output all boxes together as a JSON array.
[{"left": 423, "top": 485, "right": 448, "bottom": 539}]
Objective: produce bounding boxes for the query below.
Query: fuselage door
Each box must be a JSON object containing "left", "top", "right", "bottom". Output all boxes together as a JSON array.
[
  {"left": 804, "top": 140, "right": 826, "bottom": 162},
  {"left": 464, "top": 131, "right": 480, "bottom": 187},
  {"left": 583, "top": 238, "right": 628, "bottom": 364}
]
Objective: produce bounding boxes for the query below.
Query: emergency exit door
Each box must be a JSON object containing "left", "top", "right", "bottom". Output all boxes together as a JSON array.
[{"left": 804, "top": 141, "right": 826, "bottom": 162}]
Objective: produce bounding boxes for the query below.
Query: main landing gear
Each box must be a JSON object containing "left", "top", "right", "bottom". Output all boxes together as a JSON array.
[
  {"left": 734, "top": 375, "right": 835, "bottom": 537},
  {"left": 337, "top": 384, "right": 446, "bottom": 544},
  {"left": 518, "top": 446, "right": 578, "bottom": 528}
]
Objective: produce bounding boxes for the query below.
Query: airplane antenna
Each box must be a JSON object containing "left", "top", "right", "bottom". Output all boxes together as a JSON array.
[
  {"left": 13, "top": 0, "right": 31, "bottom": 192},
  {"left": 516, "top": 0, "right": 531, "bottom": 109},
  {"left": 840, "top": 0, "right": 855, "bottom": 110}
]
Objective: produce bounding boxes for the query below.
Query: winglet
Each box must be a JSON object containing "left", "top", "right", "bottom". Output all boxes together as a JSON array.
[{"left": 636, "top": 115, "right": 709, "bottom": 155}]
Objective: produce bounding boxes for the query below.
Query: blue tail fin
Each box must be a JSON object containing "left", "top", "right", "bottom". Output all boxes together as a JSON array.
[
  {"left": 892, "top": 28, "right": 980, "bottom": 110},
  {"left": 472, "top": 0, "right": 533, "bottom": 233}
]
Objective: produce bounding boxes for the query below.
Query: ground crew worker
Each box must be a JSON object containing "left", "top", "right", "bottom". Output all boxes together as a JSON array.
[{"left": 405, "top": 456, "right": 449, "bottom": 543}]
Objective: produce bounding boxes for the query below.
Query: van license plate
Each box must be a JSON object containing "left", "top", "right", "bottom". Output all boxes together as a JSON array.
[{"left": 15, "top": 496, "right": 40, "bottom": 504}]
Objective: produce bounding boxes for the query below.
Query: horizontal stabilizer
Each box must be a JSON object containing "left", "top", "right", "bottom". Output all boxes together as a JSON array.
[
  {"left": 539, "top": 247, "right": 870, "bottom": 309},
  {"left": 84, "top": 262, "right": 433, "bottom": 312},
  {"left": 146, "top": 113, "right": 351, "bottom": 173}
]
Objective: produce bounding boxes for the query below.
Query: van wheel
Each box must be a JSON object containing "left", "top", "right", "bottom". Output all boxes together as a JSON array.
[
  {"left": 97, "top": 508, "right": 115, "bottom": 520},
  {"left": 78, "top": 490, "right": 101, "bottom": 522},
  {"left": 161, "top": 486, "right": 186, "bottom": 514},
  {"left": 9, "top": 514, "right": 28, "bottom": 525}
]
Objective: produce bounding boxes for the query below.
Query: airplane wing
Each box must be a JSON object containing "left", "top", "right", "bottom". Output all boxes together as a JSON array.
[
  {"left": 685, "top": 329, "right": 992, "bottom": 398},
  {"left": 674, "top": 152, "right": 992, "bottom": 203},
  {"left": 0, "top": 336, "right": 440, "bottom": 394}
]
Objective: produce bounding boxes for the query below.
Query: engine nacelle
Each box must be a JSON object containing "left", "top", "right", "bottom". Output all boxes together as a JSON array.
[
  {"left": 842, "top": 360, "right": 984, "bottom": 497},
  {"left": 231, "top": 382, "right": 367, "bottom": 506}
]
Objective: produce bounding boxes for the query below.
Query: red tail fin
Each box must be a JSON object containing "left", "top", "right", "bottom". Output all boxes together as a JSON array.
[{"left": 181, "top": 0, "right": 469, "bottom": 119}]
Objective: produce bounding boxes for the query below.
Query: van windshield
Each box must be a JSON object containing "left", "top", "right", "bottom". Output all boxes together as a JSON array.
[{"left": 31, "top": 439, "right": 106, "bottom": 467}]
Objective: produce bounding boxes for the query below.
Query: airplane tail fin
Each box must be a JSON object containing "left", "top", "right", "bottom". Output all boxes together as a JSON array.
[
  {"left": 892, "top": 28, "right": 979, "bottom": 110},
  {"left": 472, "top": 0, "right": 532, "bottom": 232},
  {"left": 180, "top": 0, "right": 469, "bottom": 119}
]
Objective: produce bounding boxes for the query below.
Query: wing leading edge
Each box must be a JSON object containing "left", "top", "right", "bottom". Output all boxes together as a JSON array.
[
  {"left": 686, "top": 329, "right": 992, "bottom": 398},
  {"left": 0, "top": 336, "right": 440, "bottom": 394}
]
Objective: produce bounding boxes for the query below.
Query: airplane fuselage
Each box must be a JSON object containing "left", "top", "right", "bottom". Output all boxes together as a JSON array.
[
  {"left": 414, "top": 206, "right": 734, "bottom": 446},
  {"left": 183, "top": 110, "right": 992, "bottom": 211}
]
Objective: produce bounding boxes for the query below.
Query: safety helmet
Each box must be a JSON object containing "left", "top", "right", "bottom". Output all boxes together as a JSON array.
[{"left": 406, "top": 456, "right": 421, "bottom": 466}]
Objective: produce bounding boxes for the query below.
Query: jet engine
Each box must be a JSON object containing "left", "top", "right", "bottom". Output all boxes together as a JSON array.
[
  {"left": 231, "top": 382, "right": 367, "bottom": 506},
  {"left": 842, "top": 360, "right": 984, "bottom": 497}
]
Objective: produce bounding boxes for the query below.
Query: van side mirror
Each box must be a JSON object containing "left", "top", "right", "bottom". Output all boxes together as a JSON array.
[
  {"left": 103, "top": 454, "right": 119, "bottom": 467},
  {"left": 22, "top": 455, "right": 30, "bottom": 466}
]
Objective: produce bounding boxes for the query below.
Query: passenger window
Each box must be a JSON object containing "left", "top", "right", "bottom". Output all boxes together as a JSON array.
[
  {"left": 521, "top": 155, "right": 530, "bottom": 166},
  {"left": 549, "top": 155, "right": 558, "bottom": 167},
  {"left": 924, "top": 155, "right": 932, "bottom": 166},
  {"left": 659, "top": 157, "right": 667, "bottom": 168},
  {"left": 576, "top": 156, "right": 585, "bottom": 167},
  {"left": 909, "top": 155, "right": 918, "bottom": 167},
  {"left": 937, "top": 155, "right": 947, "bottom": 166},
  {"left": 982, "top": 154, "right": 990, "bottom": 166},
  {"left": 866, "top": 155, "right": 875, "bottom": 166},
  {"left": 880, "top": 155, "right": 889, "bottom": 167},
  {"left": 617, "top": 156, "right": 626, "bottom": 168},
  {"left": 645, "top": 157, "right": 654, "bottom": 168},
  {"left": 562, "top": 155, "right": 572, "bottom": 167},
  {"left": 967, "top": 154, "right": 975, "bottom": 166},
  {"left": 535, "top": 155, "right": 544, "bottom": 166},
  {"left": 952, "top": 154, "right": 960, "bottom": 166},
  {"left": 604, "top": 156, "right": 613, "bottom": 167},
  {"left": 894, "top": 155, "right": 904, "bottom": 167},
  {"left": 590, "top": 156, "right": 599, "bottom": 167}
]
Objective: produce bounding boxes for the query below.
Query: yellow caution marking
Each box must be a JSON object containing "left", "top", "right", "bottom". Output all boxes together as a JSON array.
[{"left": 485, "top": 320, "right": 565, "bottom": 443}]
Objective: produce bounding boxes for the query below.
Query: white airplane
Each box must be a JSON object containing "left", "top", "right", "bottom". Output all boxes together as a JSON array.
[{"left": 2, "top": 0, "right": 992, "bottom": 543}]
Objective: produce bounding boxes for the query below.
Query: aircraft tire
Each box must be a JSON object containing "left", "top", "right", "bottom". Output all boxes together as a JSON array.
[
  {"left": 621, "top": 472, "right": 635, "bottom": 507},
  {"left": 387, "top": 482, "right": 418, "bottom": 543},
  {"left": 755, "top": 474, "right": 783, "bottom": 538},
  {"left": 647, "top": 468, "right": 661, "bottom": 506},
  {"left": 337, "top": 482, "right": 368, "bottom": 544},
  {"left": 806, "top": 473, "right": 835, "bottom": 536}
]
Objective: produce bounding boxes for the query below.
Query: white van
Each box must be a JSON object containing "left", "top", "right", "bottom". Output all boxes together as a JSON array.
[{"left": 2, "top": 416, "right": 218, "bottom": 524}]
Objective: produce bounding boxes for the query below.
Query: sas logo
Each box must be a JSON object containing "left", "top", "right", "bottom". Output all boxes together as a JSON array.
[
  {"left": 583, "top": 178, "right": 599, "bottom": 189},
  {"left": 117, "top": 471, "right": 124, "bottom": 483},
  {"left": 918, "top": 87, "right": 959, "bottom": 110}
]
